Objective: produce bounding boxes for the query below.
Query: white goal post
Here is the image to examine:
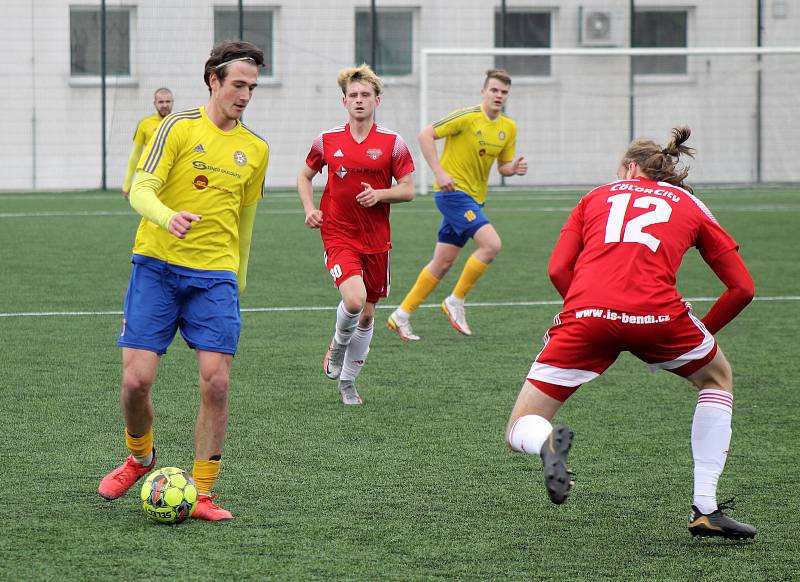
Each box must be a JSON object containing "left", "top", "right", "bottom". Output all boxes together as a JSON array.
[{"left": 418, "top": 46, "right": 800, "bottom": 193}]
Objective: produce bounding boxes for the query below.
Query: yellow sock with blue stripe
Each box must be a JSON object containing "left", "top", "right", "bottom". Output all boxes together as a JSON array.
[
  {"left": 192, "top": 459, "right": 221, "bottom": 494},
  {"left": 452, "top": 255, "right": 489, "bottom": 300},
  {"left": 399, "top": 266, "right": 441, "bottom": 314}
]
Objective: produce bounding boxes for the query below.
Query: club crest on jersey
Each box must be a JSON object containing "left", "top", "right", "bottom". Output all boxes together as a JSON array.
[
  {"left": 366, "top": 148, "right": 383, "bottom": 160},
  {"left": 233, "top": 150, "right": 247, "bottom": 166},
  {"left": 336, "top": 165, "right": 348, "bottom": 178},
  {"left": 194, "top": 144, "right": 206, "bottom": 154},
  {"left": 498, "top": 131, "right": 506, "bottom": 140},
  {"left": 193, "top": 175, "right": 209, "bottom": 190}
]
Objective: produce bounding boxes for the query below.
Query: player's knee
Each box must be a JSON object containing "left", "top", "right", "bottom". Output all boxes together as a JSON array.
[
  {"left": 485, "top": 238, "right": 502, "bottom": 259},
  {"left": 431, "top": 257, "right": 455, "bottom": 275},
  {"left": 710, "top": 364, "right": 733, "bottom": 392},
  {"left": 691, "top": 357, "right": 733, "bottom": 392},
  {"left": 121, "top": 372, "right": 153, "bottom": 400},
  {"left": 200, "top": 371, "right": 230, "bottom": 404},
  {"left": 476, "top": 237, "right": 501, "bottom": 262},
  {"left": 343, "top": 296, "right": 366, "bottom": 314},
  {"left": 359, "top": 313, "right": 374, "bottom": 328}
]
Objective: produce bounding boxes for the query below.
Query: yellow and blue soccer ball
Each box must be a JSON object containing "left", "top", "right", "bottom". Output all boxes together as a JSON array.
[{"left": 140, "top": 467, "right": 198, "bottom": 524}]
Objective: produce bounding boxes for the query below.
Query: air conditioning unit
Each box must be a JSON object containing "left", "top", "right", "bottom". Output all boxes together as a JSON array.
[{"left": 579, "top": 9, "right": 615, "bottom": 46}]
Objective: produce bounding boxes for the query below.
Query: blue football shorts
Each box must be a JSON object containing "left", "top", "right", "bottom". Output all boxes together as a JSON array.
[
  {"left": 434, "top": 190, "right": 490, "bottom": 248},
  {"left": 118, "top": 255, "right": 241, "bottom": 355}
]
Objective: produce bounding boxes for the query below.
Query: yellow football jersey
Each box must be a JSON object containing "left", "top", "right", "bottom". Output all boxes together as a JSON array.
[
  {"left": 433, "top": 105, "right": 517, "bottom": 204},
  {"left": 132, "top": 106, "right": 269, "bottom": 272},
  {"left": 132, "top": 113, "right": 164, "bottom": 147}
]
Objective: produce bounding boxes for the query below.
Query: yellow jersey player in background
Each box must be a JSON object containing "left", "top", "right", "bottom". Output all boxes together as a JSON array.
[
  {"left": 388, "top": 69, "right": 527, "bottom": 340},
  {"left": 98, "top": 40, "right": 269, "bottom": 521},
  {"left": 121, "top": 87, "right": 174, "bottom": 198}
]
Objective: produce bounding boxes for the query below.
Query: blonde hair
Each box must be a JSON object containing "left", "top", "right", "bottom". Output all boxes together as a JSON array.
[
  {"left": 623, "top": 127, "right": 696, "bottom": 193},
  {"left": 484, "top": 68, "right": 512, "bottom": 87},
  {"left": 337, "top": 64, "right": 384, "bottom": 96}
]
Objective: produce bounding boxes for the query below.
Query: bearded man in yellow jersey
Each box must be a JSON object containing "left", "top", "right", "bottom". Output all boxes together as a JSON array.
[
  {"left": 98, "top": 41, "right": 269, "bottom": 521},
  {"left": 121, "top": 87, "right": 174, "bottom": 198},
  {"left": 388, "top": 69, "right": 528, "bottom": 340}
]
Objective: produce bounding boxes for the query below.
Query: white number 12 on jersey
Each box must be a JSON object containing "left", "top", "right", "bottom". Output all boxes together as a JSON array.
[{"left": 604, "top": 193, "right": 672, "bottom": 252}]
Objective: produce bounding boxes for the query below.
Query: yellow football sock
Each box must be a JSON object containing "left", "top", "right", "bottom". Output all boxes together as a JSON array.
[
  {"left": 192, "top": 459, "right": 221, "bottom": 494},
  {"left": 399, "top": 267, "right": 441, "bottom": 314},
  {"left": 125, "top": 428, "right": 154, "bottom": 460},
  {"left": 452, "top": 255, "right": 489, "bottom": 300}
]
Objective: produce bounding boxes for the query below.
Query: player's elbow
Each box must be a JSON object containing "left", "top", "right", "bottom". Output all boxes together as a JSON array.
[
  {"left": 398, "top": 179, "right": 415, "bottom": 201},
  {"left": 547, "top": 268, "right": 562, "bottom": 288},
  {"left": 734, "top": 275, "right": 755, "bottom": 306},
  {"left": 417, "top": 125, "right": 435, "bottom": 145},
  {"left": 548, "top": 263, "right": 572, "bottom": 295},
  {"left": 547, "top": 259, "right": 569, "bottom": 282},
  {"left": 296, "top": 172, "right": 312, "bottom": 191}
]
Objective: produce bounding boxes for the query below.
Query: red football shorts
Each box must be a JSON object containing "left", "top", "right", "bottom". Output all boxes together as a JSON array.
[
  {"left": 324, "top": 246, "right": 390, "bottom": 304},
  {"left": 527, "top": 306, "right": 717, "bottom": 401}
]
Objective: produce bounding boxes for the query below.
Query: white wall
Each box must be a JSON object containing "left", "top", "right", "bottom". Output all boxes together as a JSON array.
[{"left": 2, "top": 0, "right": 799, "bottom": 191}]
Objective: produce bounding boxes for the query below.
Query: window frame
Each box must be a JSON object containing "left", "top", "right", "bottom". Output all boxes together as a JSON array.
[
  {"left": 213, "top": 6, "right": 277, "bottom": 80},
  {"left": 354, "top": 7, "right": 416, "bottom": 79},
  {"left": 68, "top": 5, "right": 135, "bottom": 87},
  {"left": 493, "top": 8, "right": 554, "bottom": 80},
  {"left": 632, "top": 7, "right": 691, "bottom": 81}
]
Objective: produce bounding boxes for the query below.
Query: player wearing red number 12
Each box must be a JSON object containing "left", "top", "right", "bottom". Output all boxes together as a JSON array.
[
  {"left": 505, "top": 127, "right": 757, "bottom": 540},
  {"left": 297, "top": 64, "right": 415, "bottom": 405}
]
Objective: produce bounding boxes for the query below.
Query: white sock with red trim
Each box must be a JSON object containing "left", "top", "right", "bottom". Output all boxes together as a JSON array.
[
  {"left": 340, "top": 323, "right": 373, "bottom": 382},
  {"left": 691, "top": 388, "right": 733, "bottom": 514},
  {"left": 334, "top": 301, "right": 360, "bottom": 346},
  {"left": 507, "top": 415, "right": 553, "bottom": 456}
]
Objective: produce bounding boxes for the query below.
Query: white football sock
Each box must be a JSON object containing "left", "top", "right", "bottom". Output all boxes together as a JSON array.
[
  {"left": 507, "top": 414, "right": 553, "bottom": 456},
  {"left": 340, "top": 323, "right": 373, "bottom": 382},
  {"left": 393, "top": 307, "right": 410, "bottom": 321},
  {"left": 334, "top": 301, "right": 361, "bottom": 346},
  {"left": 692, "top": 388, "right": 733, "bottom": 514},
  {"left": 134, "top": 452, "right": 153, "bottom": 466},
  {"left": 447, "top": 294, "right": 464, "bottom": 306}
]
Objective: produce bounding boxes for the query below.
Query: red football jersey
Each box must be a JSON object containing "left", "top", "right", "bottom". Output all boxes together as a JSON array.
[
  {"left": 561, "top": 177, "right": 738, "bottom": 315},
  {"left": 305, "top": 123, "right": 415, "bottom": 253}
]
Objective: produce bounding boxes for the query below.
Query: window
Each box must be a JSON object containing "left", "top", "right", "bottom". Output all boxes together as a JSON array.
[
  {"left": 355, "top": 9, "right": 413, "bottom": 76},
  {"left": 494, "top": 11, "right": 551, "bottom": 77},
  {"left": 70, "top": 7, "right": 131, "bottom": 77},
  {"left": 214, "top": 7, "right": 274, "bottom": 76},
  {"left": 633, "top": 10, "right": 688, "bottom": 75}
]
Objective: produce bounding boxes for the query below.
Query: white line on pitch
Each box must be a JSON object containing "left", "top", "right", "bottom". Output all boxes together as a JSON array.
[
  {"left": 3, "top": 204, "right": 800, "bottom": 219},
  {"left": 1, "top": 296, "right": 798, "bottom": 318}
]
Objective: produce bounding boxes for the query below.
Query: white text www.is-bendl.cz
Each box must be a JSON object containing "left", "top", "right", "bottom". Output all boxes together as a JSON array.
[{"left": 574, "top": 309, "right": 671, "bottom": 324}]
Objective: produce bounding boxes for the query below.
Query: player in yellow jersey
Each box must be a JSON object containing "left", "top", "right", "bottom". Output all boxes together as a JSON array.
[
  {"left": 98, "top": 41, "right": 269, "bottom": 522},
  {"left": 388, "top": 69, "right": 527, "bottom": 339},
  {"left": 121, "top": 87, "right": 174, "bottom": 198}
]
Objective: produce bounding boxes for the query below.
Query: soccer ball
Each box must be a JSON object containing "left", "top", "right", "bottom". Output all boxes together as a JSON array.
[{"left": 140, "top": 467, "right": 198, "bottom": 524}]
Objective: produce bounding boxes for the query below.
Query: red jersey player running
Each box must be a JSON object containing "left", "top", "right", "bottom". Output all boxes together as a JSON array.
[
  {"left": 505, "top": 127, "right": 756, "bottom": 539},
  {"left": 297, "top": 64, "right": 415, "bottom": 405}
]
